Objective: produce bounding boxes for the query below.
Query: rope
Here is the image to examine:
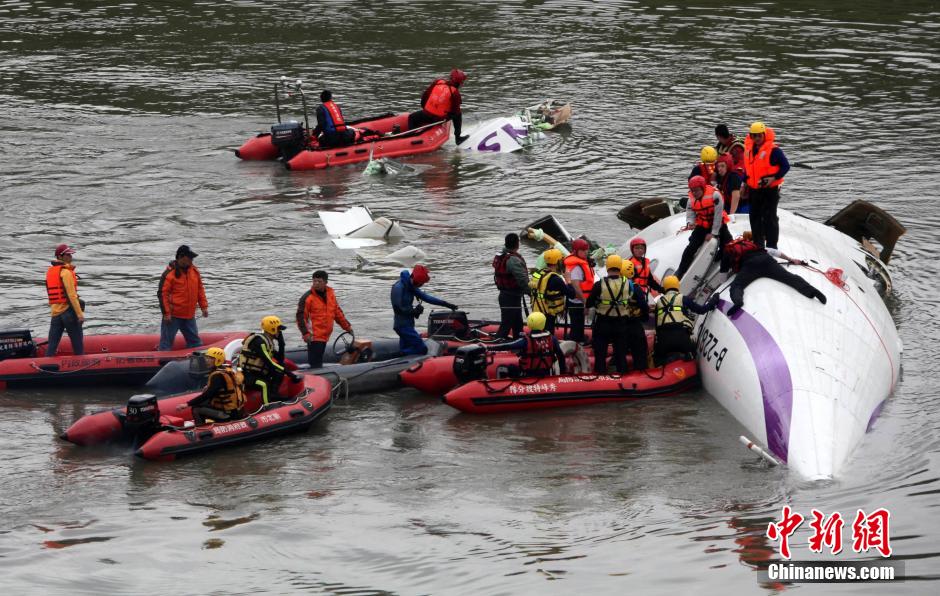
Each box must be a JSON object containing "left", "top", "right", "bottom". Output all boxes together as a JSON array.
[
  {"left": 797, "top": 262, "right": 897, "bottom": 389},
  {"left": 330, "top": 377, "right": 350, "bottom": 401}
]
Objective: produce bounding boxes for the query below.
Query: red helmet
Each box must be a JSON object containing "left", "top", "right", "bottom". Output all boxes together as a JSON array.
[
  {"left": 449, "top": 69, "right": 467, "bottom": 85},
  {"left": 688, "top": 175, "right": 707, "bottom": 190},
  {"left": 571, "top": 238, "right": 589, "bottom": 251},
  {"left": 629, "top": 237, "right": 645, "bottom": 250},
  {"left": 411, "top": 264, "right": 430, "bottom": 287},
  {"left": 716, "top": 153, "right": 733, "bottom": 169}
]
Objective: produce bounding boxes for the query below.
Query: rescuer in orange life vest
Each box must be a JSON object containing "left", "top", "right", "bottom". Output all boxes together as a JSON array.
[
  {"left": 743, "top": 121, "right": 790, "bottom": 249},
  {"left": 313, "top": 90, "right": 357, "bottom": 148},
  {"left": 407, "top": 69, "right": 469, "bottom": 145},
  {"left": 562, "top": 238, "right": 594, "bottom": 343},
  {"left": 627, "top": 237, "right": 664, "bottom": 299},
  {"left": 675, "top": 175, "right": 734, "bottom": 280},
  {"left": 45, "top": 243, "right": 85, "bottom": 356},
  {"left": 495, "top": 312, "right": 567, "bottom": 378},
  {"left": 689, "top": 145, "right": 718, "bottom": 184}
]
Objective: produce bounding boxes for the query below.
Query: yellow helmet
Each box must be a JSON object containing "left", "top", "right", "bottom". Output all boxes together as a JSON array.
[
  {"left": 663, "top": 275, "right": 680, "bottom": 291},
  {"left": 606, "top": 254, "right": 622, "bottom": 271},
  {"left": 205, "top": 347, "right": 226, "bottom": 367},
  {"left": 621, "top": 260, "right": 635, "bottom": 278},
  {"left": 749, "top": 121, "right": 766, "bottom": 134},
  {"left": 543, "top": 248, "right": 563, "bottom": 266},
  {"left": 700, "top": 146, "right": 718, "bottom": 163},
  {"left": 527, "top": 311, "right": 546, "bottom": 332},
  {"left": 261, "top": 315, "right": 285, "bottom": 335}
]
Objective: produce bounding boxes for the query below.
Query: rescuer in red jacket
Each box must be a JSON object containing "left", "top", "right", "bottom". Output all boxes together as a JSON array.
[{"left": 407, "top": 69, "right": 468, "bottom": 145}]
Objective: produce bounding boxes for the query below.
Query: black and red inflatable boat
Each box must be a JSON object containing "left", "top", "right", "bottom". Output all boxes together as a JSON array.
[
  {"left": 442, "top": 360, "right": 699, "bottom": 414},
  {"left": 61, "top": 373, "right": 332, "bottom": 461},
  {"left": 0, "top": 330, "right": 246, "bottom": 390}
]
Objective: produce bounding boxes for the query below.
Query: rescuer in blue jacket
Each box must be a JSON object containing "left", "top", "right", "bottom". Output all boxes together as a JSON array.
[{"left": 390, "top": 265, "right": 458, "bottom": 355}]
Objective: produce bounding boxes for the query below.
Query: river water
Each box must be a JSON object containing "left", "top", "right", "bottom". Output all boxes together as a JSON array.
[{"left": 1, "top": 1, "right": 938, "bottom": 593}]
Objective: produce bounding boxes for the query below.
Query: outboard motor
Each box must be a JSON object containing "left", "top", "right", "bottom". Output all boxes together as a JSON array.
[
  {"left": 453, "top": 344, "right": 488, "bottom": 384},
  {"left": 270, "top": 120, "right": 306, "bottom": 161},
  {"left": 427, "top": 310, "right": 471, "bottom": 340},
  {"left": 0, "top": 329, "right": 36, "bottom": 361},
  {"left": 124, "top": 393, "right": 160, "bottom": 444}
]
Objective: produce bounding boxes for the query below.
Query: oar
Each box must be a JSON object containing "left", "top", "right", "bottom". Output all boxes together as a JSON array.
[{"left": 791, "top": 162, "right": 814, "bottom": 170}]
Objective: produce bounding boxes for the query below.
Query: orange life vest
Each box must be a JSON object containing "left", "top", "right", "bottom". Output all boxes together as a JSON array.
[
  {"left": 46, "top": 264, "right": 76, "bottom": 305},
  {"left": 519, "top": 331, "right": 555, "bottom": 375},
  {"left": 630, "top": 256, "right": 653, "bottom": 294},
  {"left": 563, "top": 254, "right": 595, "bottom": 295},
  {"left": 424, "top": 80, "right": 454, "bottom": 118},
  {"left": 744, "top": 128, "right": 783, "bottom": 190},
  {"left": 724, "top": 239, "right": 761, "bottom": 272},
  {"left": 322, "top": 100, "right": 347, "bottom": 133},
  {"left": 688, "top": 185, "right": 730, "bottom": 229}
]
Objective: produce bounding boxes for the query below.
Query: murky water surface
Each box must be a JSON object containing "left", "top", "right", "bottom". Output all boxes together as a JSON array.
[{"left": 1, "top": 1, "right": 938, "bottom": 593}]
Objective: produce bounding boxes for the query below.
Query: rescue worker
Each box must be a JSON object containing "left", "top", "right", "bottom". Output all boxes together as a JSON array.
[
  {"left": 529, "top": 248, "right": 571, "bottom": 336},
  {"left": 313, "top": 90, "right": 356, "bottom": 148},
  {"left": 628, "top": 237, "right": 664, "bottom": 299},
  {"left": 729, "top": 139, "right": 747, "bottom": 179},
  {"left": 563, "top": 238, "right": 595, "bottom": 343},
  {"left": 716, "top": 153, "right": 745, "bottom": 216},
  {"left": 184, "top": 347, "right": 246, "bottom": 425},
  {"left": 407, "top": 69, "right": 468, "bottom": 145},
  {"left": 158, "top": 245, "right": 208, "bottom": 351},
  {"left": 495, "top": 312, "right": 567, "bottom": 378},
  {"left": 653, "top": 275, "right": 715, "bottom": 365},
  {"left": 391, "top": 265, "right": 457, "bottom": 355},
  {"left": 239, "top": 315, "right": 299, "bottom": 405},
  {"left": 492, "top": 232, "right": 529, "bottom": 339},
  {"left": 689, "top": 146, "right": 718, "bottom": 184},
  {"left": 586, "top": 256, "right": 648, "bottom": 374},
  {"left": 45, "top": 243, "right": 84, "bottom": 357},
  {"left": 721, "top": 231, "right": 827, "bottom": 316},
  {"left": 675, "top": 176, "right": 733, "bottom": 280},
  {"left": 743, "top": 121, "right": 790, "bottom": 249},
  {"left": 714, "top": 123, "right": 737, "bottom": 156},
  {"left": 295, "top": 270, "right": 353, "bottom": 369}
]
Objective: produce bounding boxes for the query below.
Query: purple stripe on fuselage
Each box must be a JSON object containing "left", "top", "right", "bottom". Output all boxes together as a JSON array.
[{"left": 717, "top": 299, "right": 793, "bottom": 462}]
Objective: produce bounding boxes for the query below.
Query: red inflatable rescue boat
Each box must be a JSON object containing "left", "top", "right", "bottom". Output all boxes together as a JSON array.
[
  {"left": 136, "top": 374, "right": 331, "bottom": 461},
  {"left": 400, "top": 351, "right": 521, "bottom": 395},
  {"left": 442, "top": 360, "right": 699, "bottom": 414},
  {"left": 62, "top": 373, "right": 331, "bottom": 461},
  {"left": 235, "top": 113, "right": 451, "bottom": 170},
  {"left": 61, "top": 367, "right": 306, "bottom": 446},
  {"left": 0, "top": 330, "right": 246, "bottom": 390}
]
